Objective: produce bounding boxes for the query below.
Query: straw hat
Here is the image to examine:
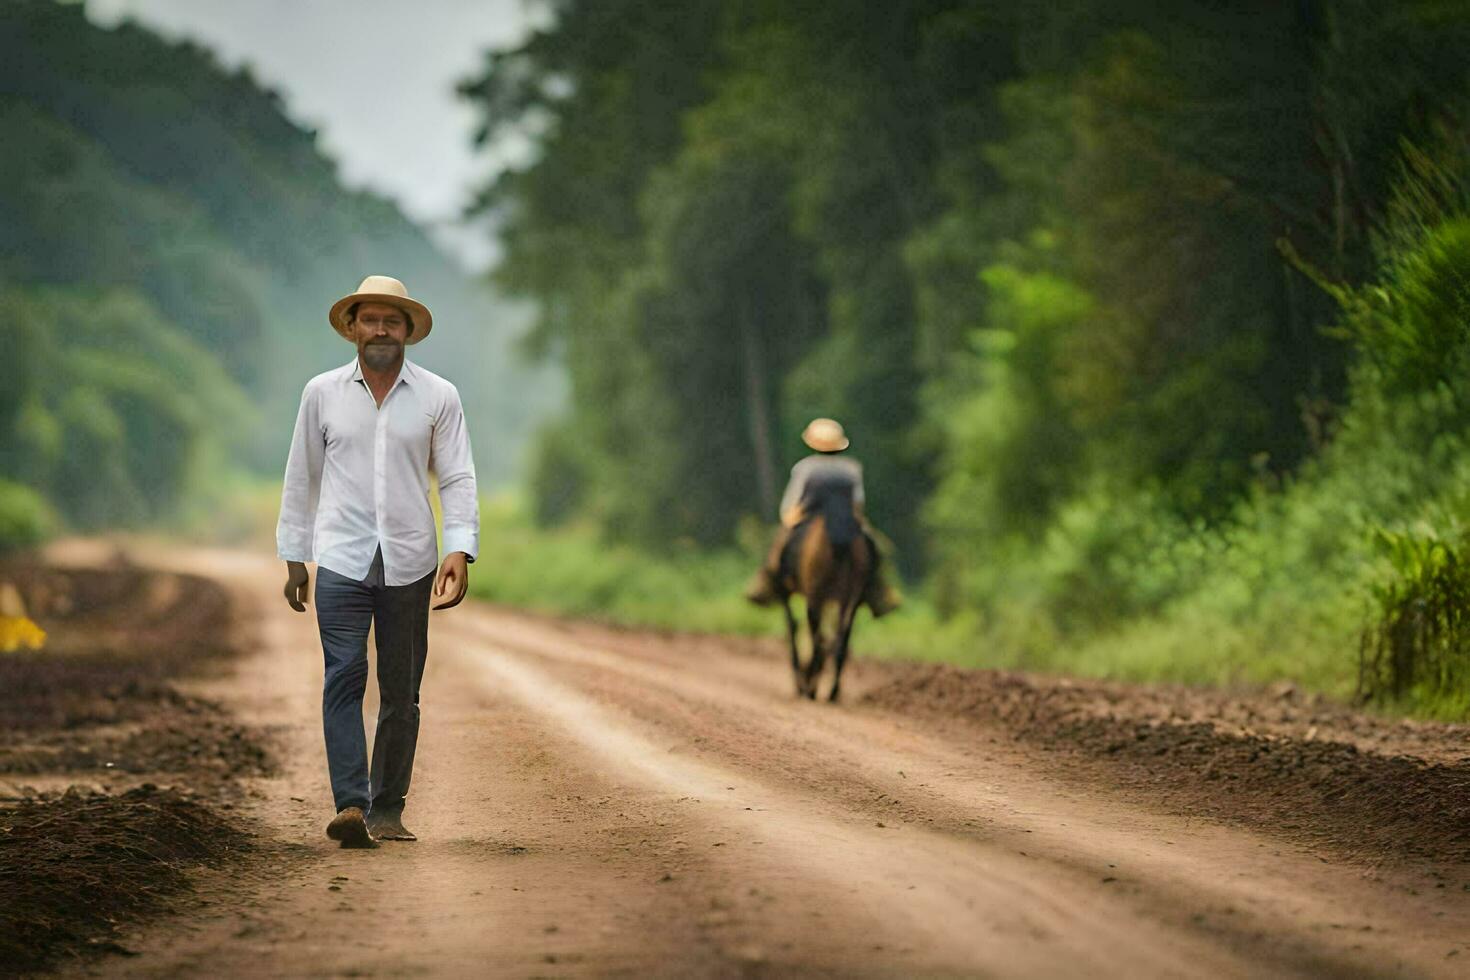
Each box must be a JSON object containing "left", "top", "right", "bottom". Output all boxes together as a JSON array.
[
  {"left": 802, "top": 417, "right": 849, "bottom": 452},
  {"left": 328, "top": 275, "right": 433, "bottom": 344}
]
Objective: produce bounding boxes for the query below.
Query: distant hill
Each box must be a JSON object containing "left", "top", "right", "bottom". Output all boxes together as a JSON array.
[{"left": 0, "top": 0, "right": 560, "bottom": 531}]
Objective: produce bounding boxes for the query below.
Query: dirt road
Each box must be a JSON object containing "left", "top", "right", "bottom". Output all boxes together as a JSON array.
[{"left": 49, "top": 541, "right": 1470, "bottom": 978}]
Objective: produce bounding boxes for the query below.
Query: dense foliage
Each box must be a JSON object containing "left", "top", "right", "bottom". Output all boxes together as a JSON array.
[
  {"left": 465, "top": 0, "right": 1470, "bottom": 712},
  {"left": 0, "top": 0, "right": 558, "bottom": 544},
  {"left": 465, "top": 1, "right": 1469, "bottom": 554}
]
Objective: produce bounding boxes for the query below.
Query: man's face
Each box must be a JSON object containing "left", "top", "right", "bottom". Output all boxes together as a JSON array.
[{"left": 353, "top": 302, "right": 411, "bottom": 371}]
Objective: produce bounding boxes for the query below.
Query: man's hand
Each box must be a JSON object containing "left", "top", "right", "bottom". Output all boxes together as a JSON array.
[
  {"left": 284, "top": 561, "right": 310, "bottom": 612},
  {"left": 432, "top": 552, "right": 469, "bottom": 611}
]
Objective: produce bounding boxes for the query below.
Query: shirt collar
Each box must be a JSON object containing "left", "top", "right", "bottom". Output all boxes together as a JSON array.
[{"left": 347, "top": 355, "right": 415, "bottom": 386}]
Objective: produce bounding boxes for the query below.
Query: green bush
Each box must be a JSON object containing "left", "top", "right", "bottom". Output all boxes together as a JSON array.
[
  {"left": 1358, "top": 529, "right": 1470, "bottom": 719},
  {"left": 1, "top": 286, "right": 253, "bottom": 530},
  {"left": 901, "top": 169, "right": 1470, "bottom": 712},
  {"left": 468, "top": 493, "right": 775, "bottom": 633},
  {"left": 466, "top": 492, "right": 958, "bottom": 656},
  {"left": 1338, "top": 218, "right": 1470, "bottom": 403},
  {"left": 0, "top": 480, "right": 56, "bottom": 554}
]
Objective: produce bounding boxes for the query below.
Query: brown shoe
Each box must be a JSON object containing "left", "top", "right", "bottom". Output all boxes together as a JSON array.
[
  {"left": 366, "top": 812, "right": 417, "bottom": 841},
  {"left": 326, "top": 806, "right": 378, "bottom": 849}
]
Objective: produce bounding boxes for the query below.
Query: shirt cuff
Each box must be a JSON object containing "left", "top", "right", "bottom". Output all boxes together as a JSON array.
[
  {"left": 442, "top": 527, "right": 478, "bottom": 563},
  {"left": 276, "top": 528, "right": 314, "bottom": 563}
]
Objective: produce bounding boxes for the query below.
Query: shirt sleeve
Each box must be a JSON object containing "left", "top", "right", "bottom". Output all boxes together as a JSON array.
[
  {"left": 276, "top": 383, "right": 324, "bottom": 562},
  {"left": 431, "top": 382, "right": 479, "bottom": 563},
  {"left": 778, "top": 459, "right": 809, "bottom": 526},
  {"left": 852, "top": 461, "right": 866, "bottom": 508}
]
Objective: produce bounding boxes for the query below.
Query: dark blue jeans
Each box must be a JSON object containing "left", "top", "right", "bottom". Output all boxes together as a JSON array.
[{"left": 314, "top": 546, "right": 435, "bottom": 816}]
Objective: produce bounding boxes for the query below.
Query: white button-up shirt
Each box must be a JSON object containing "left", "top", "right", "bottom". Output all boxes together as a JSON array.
[{"left": 276, "top": 356, "right": 479, "bottom": 585}]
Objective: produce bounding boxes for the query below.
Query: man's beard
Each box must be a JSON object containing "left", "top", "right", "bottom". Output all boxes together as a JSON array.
[{"left": 361, "top": 340, "right": 402, "bottom": 370}]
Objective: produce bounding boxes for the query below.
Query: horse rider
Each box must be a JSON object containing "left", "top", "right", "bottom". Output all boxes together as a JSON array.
[{"left": 743, "top": 418, "right": 902, "bottom": 617}]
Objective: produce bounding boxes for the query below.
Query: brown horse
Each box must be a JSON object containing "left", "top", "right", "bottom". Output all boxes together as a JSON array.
[{"left": 776, "top": 514, "right": 873, "bottom": 702}]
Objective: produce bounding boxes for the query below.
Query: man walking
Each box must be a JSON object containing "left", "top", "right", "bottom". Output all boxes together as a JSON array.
[{"left": 276, "top": 275, "right": 479, "bottom": 848}]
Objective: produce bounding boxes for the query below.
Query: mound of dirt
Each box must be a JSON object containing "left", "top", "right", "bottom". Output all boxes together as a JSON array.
[
  {"left": 0, "top": 660, "right": 204, "bottom": 733},
  {"left": 0, "top": 703, "right": 272, "bottom": 781},
  {"left": 0, "top": 557, "right": 274, "bottom": 972},
  {"left": 861, "top": 664, "right": 1470, "bottom": 867},
  {"left": 0, "top": 561, "right": 239, "bottom": 730},
  {"left": 5, "top": 558, "right": 233, "bottom": 662},
  {"left": 0, "top": 564, "right": 275, "bottom": 788},
  {"left": 0, "top": 784, "right": 251, "bottom": 973}
]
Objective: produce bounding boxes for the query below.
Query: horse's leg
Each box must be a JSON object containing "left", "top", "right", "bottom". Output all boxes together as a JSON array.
[
  {"left": 828, "top": 602, "right": 858, "bottom": 703},
  {"left": 828, "top": 545, "right": 868, "bottom": 703},
  {"left": 803, "top": 600, "right": 825, "bottom": 700},
  {"left": 782, "top": 596, "right": 803, "bottom": 698}
]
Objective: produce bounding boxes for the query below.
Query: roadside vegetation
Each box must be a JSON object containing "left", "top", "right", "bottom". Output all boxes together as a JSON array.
[
  {"left": 468, "top": 157, "right": 1470, "bottom": 719},
  {"left": 457, "top": 1, "right": 1470, "bottom": 720}
]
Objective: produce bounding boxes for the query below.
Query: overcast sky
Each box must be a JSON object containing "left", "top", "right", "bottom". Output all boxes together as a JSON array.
[{"left": 85, "top": 0, "right": 547, "bottom": 270}]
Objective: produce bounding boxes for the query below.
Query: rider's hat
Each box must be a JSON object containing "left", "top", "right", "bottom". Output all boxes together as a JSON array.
[
  {"left": 329, "top": 275, "right": 434, "bottom": 344},
  {"left": 802, "top": 418, "right": 849, "bottom": 452}
]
